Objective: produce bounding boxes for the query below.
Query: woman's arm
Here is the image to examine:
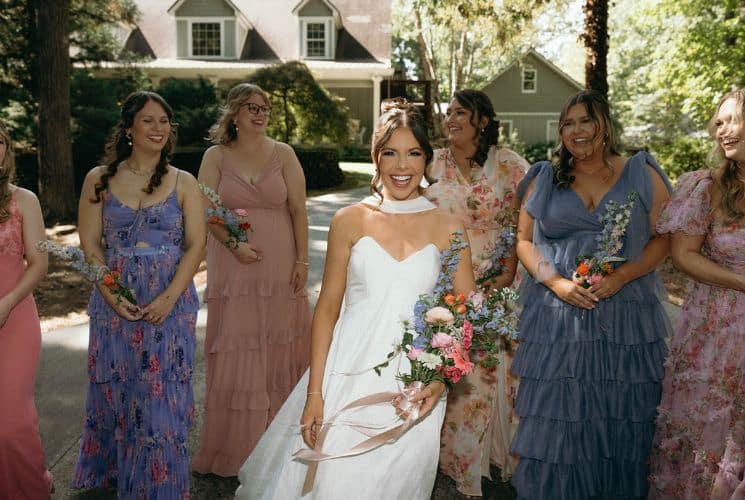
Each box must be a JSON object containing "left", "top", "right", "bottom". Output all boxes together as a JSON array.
[
  {"left": 590, "top": 165, "right": 671, "bottom": 299},
  {"left": 516, "top": 180, "right": 599, "bottom": 309},
  {"left": 0, "top": 188, "right": 48, "bottom": 327},
  {"left": 491, "top": 195, "right": 520, "bottom": 291},
  {"left": 279, "top": 143, "right": 310, "bottom": 294},
  {"left": 78, "top": 167, "right": 141, "bottom": 320},
  {"left": 141, "top": 171, "right": 206, "bottom": 324},
  {"left": 300, "top": 208, "right": 355, "bottom": 447},
  {"left": 668, "top": 232, "right": 745, "bottom": 291},
  {"left": 198, "top": 145, "right": 262, "bottom": 264}
]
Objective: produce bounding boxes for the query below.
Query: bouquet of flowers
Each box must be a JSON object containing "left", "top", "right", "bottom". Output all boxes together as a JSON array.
[
  {"left": 199, "top": 183, "right": 252, "bottom": 249},
  {"left": 475, "top": 225, "right": 516, "bottom": 287},
  {"left": 36, "top": 240, "right": 137, "bottom": 305},
  {"left": 573, "top": 191, "right": 637, "bottom": 288},
  {"left": 373, "top": 232, "right": 520, "bottom": 387}
]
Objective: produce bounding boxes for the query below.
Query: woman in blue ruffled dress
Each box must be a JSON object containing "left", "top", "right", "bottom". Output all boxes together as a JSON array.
[
  {"left": 72, "top": 91, "right": 206, "bottom": 498},
  {"left": 511, "top": 90, "right": 673, "bottom": 499}
]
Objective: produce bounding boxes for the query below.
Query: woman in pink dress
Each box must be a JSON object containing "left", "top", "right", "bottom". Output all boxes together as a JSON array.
[
  {"left": 193, "top": 83, "right": 311, "bottom": 476},
  {"left": 0, "top": 122, "right": 53, "bottom": 499},
  {"left": 425, "top": 89, "right": 528, "bottom": 497},
  {"left": 649, "top": 88, "right": 745, "bottom": 498}
]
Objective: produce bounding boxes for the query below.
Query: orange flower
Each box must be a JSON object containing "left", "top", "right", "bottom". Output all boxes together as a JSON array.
[
  {"left": 576, "top": 262, "right": 590, "bottom": 276},
  {"left": 601, "top": 262, "right": 614, "bottom": 275},
  {"left": 102, "top": 273, "right": 115, "bottom": 287},
  {"left": 455, "top": 304, "right": 467, "bottom": 315},
  {"left": 444, "top": 294, "right": 456, "bottom": 306},
  {"left": 456, "top": 293, "right": 466, "bottom": 303},
  {"left": 209, "top": 215, "right": 225, "bottom": 226}
]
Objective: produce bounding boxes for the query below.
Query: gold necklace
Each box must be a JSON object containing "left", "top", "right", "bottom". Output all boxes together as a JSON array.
[{"left": 125, "top": 160, "right": 155, "bottom": 177}]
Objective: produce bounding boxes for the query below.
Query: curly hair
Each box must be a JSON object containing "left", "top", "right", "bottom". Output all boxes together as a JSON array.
[
  {"left": 208, "top": 83, "right": 270, "bottom": 145},
  {"left": 0, "top": 121, "right": 16, "bottom": 223},
  {"left": 449, "top": 89, "right": 499, "bottom": 167},
  {"left": 551, "top": 90, "right": 622, "bottom": 189},
  {"left": 92, "top": 91, "right": 177, "bottom": 203},
  {"left": 370, "top": 98, "right": 435, "bottom": 199},
  {"left": 709, "top": 88, "right": 745, "bottom": 224}
]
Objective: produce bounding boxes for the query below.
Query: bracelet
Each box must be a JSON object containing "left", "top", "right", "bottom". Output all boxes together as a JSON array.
[
  {"left": 295, "top": 260, "right": 309, "bottom": 266},
  {"left": 307, "top": 391, "right": 322, "bottom": 396}
]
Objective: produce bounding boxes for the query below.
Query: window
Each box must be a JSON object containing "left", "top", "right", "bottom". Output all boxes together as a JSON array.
[
  {"left": 546, "top": 119, "right": 560, "bottom": 143},
  {"left": 191, "top": 22, "right": 221, "bottom": 57},
  {"left": 300, "top": 18, "right": 333, "bottom": 59},
  {"left": 500, "top": 120, "right": 513, "bottom": 139},
  {"left": 522, "top": 67, "right": 537, "bottom": 93}
]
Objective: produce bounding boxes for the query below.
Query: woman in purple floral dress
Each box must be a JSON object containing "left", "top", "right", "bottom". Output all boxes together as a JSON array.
[
  {"left": 425, "top": 89, "right": 528, "bottom": 496},
  {"left": 71, "top": 91, "right": 206, "bottom": 498},
  {"left": 649, "top": 88, "right": 745, "bottom": 499}
]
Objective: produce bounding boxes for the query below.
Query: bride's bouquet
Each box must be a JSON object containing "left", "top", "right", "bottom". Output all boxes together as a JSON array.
[
  {"left": 199, "top": 183, "right": 252, "bottom": 249},
  {"left": 373, "top": 232, "right": 520, "bottom": 388}
]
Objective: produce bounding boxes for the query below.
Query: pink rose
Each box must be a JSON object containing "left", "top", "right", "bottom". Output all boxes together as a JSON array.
[
  {"left": 588, "top": 273, "right": 603, "bottom": 285},
  {"left": 468, "top": 292, "right": 484, "bottom": 310},
  {"left": 234, "top": 208, "right": 249, "bottom": 217},
  {"left": 443, "top": 366, "right": 463, "bottom": 384},
  {"left": 431, "top": 332, "right": 454, "bottom": 348},
  {"left": 407, "top": 347, "right": 424, "bottom": 360},
  {"left": 424, "top": 306, "right": 454, "bottom": 324}
]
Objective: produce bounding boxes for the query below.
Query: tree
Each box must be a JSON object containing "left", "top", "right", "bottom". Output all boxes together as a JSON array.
[
  {"left": 249, "top": 61, "right": 350, "bottom": 145},
  {"left": 582, "top": 0, "right": 609, "bottom": 96}
]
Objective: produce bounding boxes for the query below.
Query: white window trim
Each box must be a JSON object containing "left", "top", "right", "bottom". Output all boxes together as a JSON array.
[
  {"left": 521, "top": 67, "right": 537, "bottom": 94},
  {"left": 500, "top": 119, "right": 514, "bottom": 138},
  {"left": 546, "top": 119, "right": 560, "bottom": 142},
  {"left": 300, "top": 16, "right": 334, "bottom": 60},
  {"left": 183, "top": 17, "right": 232, "bottom": 59}
]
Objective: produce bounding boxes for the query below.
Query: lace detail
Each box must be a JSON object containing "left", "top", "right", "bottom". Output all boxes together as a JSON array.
[{"left": 0, "top": 197, "right": 24, "bottom": 257}]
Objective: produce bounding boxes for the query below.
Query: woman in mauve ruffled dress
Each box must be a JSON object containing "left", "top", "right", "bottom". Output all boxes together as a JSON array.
[{"left": 649, "top": 88, "right": 745, "bottom": 499}]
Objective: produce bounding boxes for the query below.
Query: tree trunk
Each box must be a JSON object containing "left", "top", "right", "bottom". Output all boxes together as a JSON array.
[
  {"left": 36, "top": 0, "right": 75, "bottom": 223},
  {"left": 413, "top": 6, "right": 443, "bottom": 134},
  {"left": 582, "top": 0, "right": 609, "bottom": 97}
]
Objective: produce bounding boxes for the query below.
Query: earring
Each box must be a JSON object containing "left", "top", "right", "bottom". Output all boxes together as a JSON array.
[
  {"left": 126, "top": 133, "right": 132, "bottom": 146},
  {"left": 233, "top": 122, "right": 239, "bottom": 133}
]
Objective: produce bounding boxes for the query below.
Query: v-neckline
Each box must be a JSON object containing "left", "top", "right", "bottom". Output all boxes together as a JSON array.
[
  {"left": 228, "top": 142, "right": 277, "bottom": 188},
  {"left": 569, "top": 157, "right": 631, "bottom": 214},
  {"left": 446, "top": 148, "right": 481, "bottom": 186}
]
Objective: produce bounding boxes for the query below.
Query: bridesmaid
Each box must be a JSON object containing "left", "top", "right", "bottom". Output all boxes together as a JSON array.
[
  {"left": 192, "top": 83, "right": 311, "bottom": 476},
  {"left": 72, "top": 91, "right": 205, "bottom": 498},
  {"left": 649, "top": 88, "right": 745, "bottom": 499},
  {"left": 0, "top": 122, "right": 53, "bottom": 499},
  {"left": 425, "top": 89, "right": 528, "bottom": 496}
]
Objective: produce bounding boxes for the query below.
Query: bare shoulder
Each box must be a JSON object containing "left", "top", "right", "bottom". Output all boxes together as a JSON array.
[
  {"left": 84, "top": 165, "right": 108, "bottom": 183},
  {"left": 433, "top": 208, "right": 463, "bottom": 235},
  {"left": 274, "top": 140, "right": 296, "bottom": 159},
  {"left": 202, "top": 144, "right": 224, "bottom": 162},
  {"left": 10, "top": 185, "right": 40, "bottom": 208}
]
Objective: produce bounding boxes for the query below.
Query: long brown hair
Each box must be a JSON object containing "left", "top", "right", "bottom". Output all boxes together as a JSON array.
[
  {"left": 552, "top": 90, "right": 622, "bottom": 188},
  {"left": 0, "top": 122, "right": 16, "bottom": 223},
  {"left": 371, "top": 98, "right": 434, "bottom": 198},
  {"left": 450, "top": 89, "right": 499, "bottom": 167},
  {"left": 709, "top": 88, "right": 745, "bottom": 224},
  {"left": 208, "top": 83, "right": 270, "bottom": 144},
  {"left": 92, "top": 91, "right": 177, "bottom": 202}
]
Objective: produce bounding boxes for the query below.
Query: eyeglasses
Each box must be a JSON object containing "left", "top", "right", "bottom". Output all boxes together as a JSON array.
[{"left": 240, "top": 102, "right": 271, "bottom": 115}]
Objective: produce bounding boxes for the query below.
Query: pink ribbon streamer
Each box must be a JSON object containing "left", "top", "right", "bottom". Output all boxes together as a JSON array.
[{"left": 293, "top": 382, "right": 425, "bottom": 495}]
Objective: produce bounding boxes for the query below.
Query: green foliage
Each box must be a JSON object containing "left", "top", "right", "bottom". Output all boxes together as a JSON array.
[
  {"left": 648, "top": 135, "right": 712, "bottom": 180},
  {"left": 293, "top": 146, "right": 345, "bottom": 189},
  {"left": 522, "top": 141, "right": 555, "bottom": 165},
  {"left": 156, "top": 78, "right": 219, "bottom": 147},
  {"left": 249, "top": 61, "right": 350, "bottom": 145},
  {"left": 338, "top": 144, "right": 372, "bottom": 163}
]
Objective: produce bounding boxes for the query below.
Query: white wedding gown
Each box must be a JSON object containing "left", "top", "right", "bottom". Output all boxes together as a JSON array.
[{"left": 235, "top": 235, "right": 446, "bottom": 500}]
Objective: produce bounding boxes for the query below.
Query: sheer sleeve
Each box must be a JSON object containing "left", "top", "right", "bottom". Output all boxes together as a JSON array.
[
  {"left": 517, "top": 161, "right": 554, "bottom": 220},
  {"left": 656, "top": 169, "right": 713, "bottom": 236}
]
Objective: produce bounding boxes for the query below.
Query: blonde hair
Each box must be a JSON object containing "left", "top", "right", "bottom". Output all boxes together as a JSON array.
[
  {"left": 709, "top": 88, "right": 745, "bottom": 224},
  {"left": 209, "top": 83, "right": 270, "bottom": 144},
  {"left": 0, "top": 122, "right": 16, "bottom": 223}
]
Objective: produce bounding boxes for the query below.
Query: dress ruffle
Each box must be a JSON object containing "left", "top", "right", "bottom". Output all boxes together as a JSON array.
[{"left": 657, "top": 169, "right": 712, "bottom": 236}]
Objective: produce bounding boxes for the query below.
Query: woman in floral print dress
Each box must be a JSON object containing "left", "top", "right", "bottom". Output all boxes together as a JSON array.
[
  {"left": 425, "top": 89, "right": 528, "bottom": 497},
  {"left": 649, "top": 88, "right": 745, "bottom": 499}
]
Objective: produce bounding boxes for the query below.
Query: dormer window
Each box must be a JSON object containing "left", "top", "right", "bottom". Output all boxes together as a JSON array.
[
  {"left": 301, "top": 18, "right": 333, "bottom": 59},
  {"left": 522, "top": 67, "right": 537, "bottom": 93},
  {"left": 191, "top": 21, "right": 222, "bottom": 57},
  {"left": 169, "top": 0, "right": 251, "bottom": 60}
]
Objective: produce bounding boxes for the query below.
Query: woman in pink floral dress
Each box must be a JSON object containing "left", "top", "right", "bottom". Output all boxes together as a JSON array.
[
  {"left": 649, "top": 88, "right": 745, "bottom": 498},
  {"left": 425, "top": 89, "right": 528, "bottom": 497}
]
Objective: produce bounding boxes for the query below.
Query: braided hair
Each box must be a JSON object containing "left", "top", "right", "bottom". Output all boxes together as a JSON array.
[{"left": 92, "top": 91, "right": 177, "bottom": 202}]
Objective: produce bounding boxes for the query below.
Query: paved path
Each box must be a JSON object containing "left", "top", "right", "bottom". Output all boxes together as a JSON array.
[{"left": 37, "top": 177, "right": 681, "bottom": 499}]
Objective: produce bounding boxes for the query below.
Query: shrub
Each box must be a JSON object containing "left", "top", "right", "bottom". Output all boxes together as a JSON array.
[
  {"left": 293, "top": 146, "right": 344, "bottom": 190},
  {"left": 156, "top": 78, "right": 219, "bottom": 147},
  {"left": 648, "top": 135, "right": 711, "bottom": 180},
  {"left": 338, "top": 144, "right": 371, "bottom": 162},
  {"left": 522, "top": 141, "right": 555, "bottom": 165}
]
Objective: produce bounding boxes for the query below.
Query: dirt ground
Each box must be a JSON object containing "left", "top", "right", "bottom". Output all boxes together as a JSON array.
[{"left": 35, "top": 225, "right": 689, "bottom": 332}]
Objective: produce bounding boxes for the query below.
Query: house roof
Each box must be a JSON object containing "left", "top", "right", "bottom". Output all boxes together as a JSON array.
[
  {"left": 291, "top": 0, "right": 342, "bottom": 26},
  {"left": 127, "top": 0, "right": 391, "bottom": 62},
  {"left": 483, "top": 48, "right": 583, "bottom": 91}
]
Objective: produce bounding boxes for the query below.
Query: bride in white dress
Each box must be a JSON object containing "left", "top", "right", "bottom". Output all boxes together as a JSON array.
[{"left": 235, "top": 101, "right": 475, "bottom": 500}]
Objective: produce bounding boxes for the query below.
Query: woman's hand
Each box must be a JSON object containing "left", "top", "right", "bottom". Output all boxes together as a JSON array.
[
  {"left": 405, "top": 381, "right": 446, "bottom": 420},
  {"left": 101, "top": 289, "right": 142, "bottom": 321},
  {"left": 589, "top": 271, "right": 628, "bottom": 300},
  {"left": 0, "top": 296, "right": 12, "bottom": 328},
  {"left": 141, "top": 293, "right": 178, "bottom": 325},
  {"left": 291, "top": 262, "right": 308, "bottom": 294},
  {"left": 547, "top": 277, "right": 598, "bottom": 309},
  {"left": 232, "top": 242, "right": 263, "bottom": 265},
  {"left": 300, "top": 394, "right": 324, "bottom": 448}
]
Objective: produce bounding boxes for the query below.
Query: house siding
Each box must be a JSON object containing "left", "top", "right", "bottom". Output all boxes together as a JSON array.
[
  {"left": 224, "top": 19, "right": 236, "bottom": 57},
  {"left": 325, "top": 83, "right": 374, "bottom": 144},
  {"left": 499, "top": 114, "right": 560, "bottom": 145},
  {"left": 175, "top": 0, "right": 234, "bottom": 17},
  {"left": 298, "top": 0, "right": 333, "bottom": 16},
  {"left": 176, "top": 20, "right": 188, "bottom": 58}
]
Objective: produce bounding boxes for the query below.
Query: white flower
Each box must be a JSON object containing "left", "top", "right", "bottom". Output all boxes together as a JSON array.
[{"left": 418, "top": 352, "right": 442, "bottom": 369}]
